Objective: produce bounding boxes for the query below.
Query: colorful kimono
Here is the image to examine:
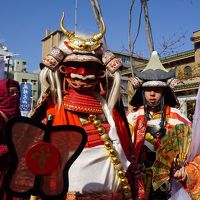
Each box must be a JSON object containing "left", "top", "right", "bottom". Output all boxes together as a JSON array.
[{"left": 127, "top": 105, "right": 191, "bottom": 199}]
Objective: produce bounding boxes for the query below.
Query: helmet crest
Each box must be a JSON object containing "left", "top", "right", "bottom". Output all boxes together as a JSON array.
[{"left": 60, "top": 12, "right": 106, "bottom": 52}]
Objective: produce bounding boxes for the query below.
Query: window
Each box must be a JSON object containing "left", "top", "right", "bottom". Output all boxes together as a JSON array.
[
  {"left": 22, "top": 78, "right": 28, "bottom": 82},
  {"left": 121, "top": 56, "right": 130, "bottom": 65},
  {"left": 32, "top": 90, "right": 37, "bottom": 96},
  {"left": 31, "top": 80, "right": 37, "bottom": 85}
]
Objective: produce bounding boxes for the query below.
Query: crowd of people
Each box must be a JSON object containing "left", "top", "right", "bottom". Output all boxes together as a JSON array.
[{"left": 0, "top": 13, "right": 200, "bottom": 200}]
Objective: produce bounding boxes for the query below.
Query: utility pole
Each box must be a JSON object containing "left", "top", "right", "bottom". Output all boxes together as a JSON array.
[
  {"left": 6, "top": 55, "right": 11, "bottom": 78},
  {"left": 5, "top": 53, "right": 19, "bottom": 78},
  {"left": 74, "top": 0, "right": 78, "bottom": 33}
]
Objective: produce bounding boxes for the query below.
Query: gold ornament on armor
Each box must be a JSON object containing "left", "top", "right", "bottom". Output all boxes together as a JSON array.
[{"left": 88, "top": 114, "right": 133, "bottom": 200}]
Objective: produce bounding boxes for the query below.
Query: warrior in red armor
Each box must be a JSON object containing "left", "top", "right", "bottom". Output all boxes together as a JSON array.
[{"left": 30, "top": 13, "right": 146, "bottom": 200}]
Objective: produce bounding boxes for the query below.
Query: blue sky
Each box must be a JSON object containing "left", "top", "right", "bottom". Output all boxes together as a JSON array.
[{"left": 0, "top": 0, "right": 200, "bottom": 72}]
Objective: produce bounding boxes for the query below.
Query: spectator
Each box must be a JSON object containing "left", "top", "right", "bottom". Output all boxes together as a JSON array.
[{"left": 0, "top": 79, "right": 21, "bottom": 200}]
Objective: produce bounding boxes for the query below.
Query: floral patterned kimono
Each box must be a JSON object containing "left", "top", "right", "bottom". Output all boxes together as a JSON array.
[{"left": 127, "top": 105, "right": 191, "bottom": 199}]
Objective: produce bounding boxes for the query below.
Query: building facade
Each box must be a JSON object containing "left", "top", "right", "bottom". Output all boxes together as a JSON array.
[
  {"left": 0, "top": 45, "right": 40, "bottom": 109},
  {"left": 12, "top": 59, "right": 40, "bottom": 107}
]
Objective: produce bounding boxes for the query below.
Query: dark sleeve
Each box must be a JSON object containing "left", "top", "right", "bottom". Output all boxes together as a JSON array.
[
  {"left": 0, "top": 114, "right": 7, "bottom": 144},
  {"left": 30, "top": 99, "right": 48, "bottom": 121},
  {"left": 0, "top": 118, "right": 10, "bottom": 166}
]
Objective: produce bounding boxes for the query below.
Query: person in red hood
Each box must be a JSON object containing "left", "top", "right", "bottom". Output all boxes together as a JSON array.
[{"left": 0, "top": 79, "right": 21, "bottom": 200}]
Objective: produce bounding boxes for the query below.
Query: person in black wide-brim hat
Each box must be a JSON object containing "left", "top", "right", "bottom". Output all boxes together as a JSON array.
[{"left": 127, "top": 51, "right": 191, "bottom": 200}]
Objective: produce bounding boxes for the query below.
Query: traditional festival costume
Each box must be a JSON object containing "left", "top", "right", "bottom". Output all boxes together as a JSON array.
[
  {"left": 30, "top": 13, "right": 146, "bottom": 200},
  {"left": 0, "top": 79, "right": 21, "bottom": 200},
  {"left": 127, "top": 51, "right": 191, "bottom": 200},
  {"left": 171, "top": 85, "right": 200, "bottom": 200}
]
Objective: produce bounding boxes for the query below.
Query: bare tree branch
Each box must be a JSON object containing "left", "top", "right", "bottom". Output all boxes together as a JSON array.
[
  {"left": 90, "top": 0, "right": 107, "bottom": 48},
  {"left": 128, "top": 0, "right": 135, "bottom": 55},
  {"left": 158, "top": 32, "right": 186, "bottom": 57},
  {"left": 142, "top": 0, "right": 154, "bottom": 54},
  {"left": 128, "top": 0, "right": 143, "bottom": 76},
  {"left": 128, "top": 0, "right": 136, "bottom": 77},
  {"left": 132, "top": 1, "right": 143, "bottom": 49}
]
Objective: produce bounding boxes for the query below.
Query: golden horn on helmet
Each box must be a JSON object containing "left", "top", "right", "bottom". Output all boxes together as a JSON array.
[
  {"left": 60, "top": 12, "right": 75, "bottom": 40},
  {"left": 60, "top": 12, "right": 106, "bottom": 43},
  {"left": 93, "top": 16, "right": 106, "bottom": 41}
]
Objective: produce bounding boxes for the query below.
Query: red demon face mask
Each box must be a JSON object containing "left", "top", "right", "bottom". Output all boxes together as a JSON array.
[{"left": 59, "top": 62, "right": 105, "bottom": 93}]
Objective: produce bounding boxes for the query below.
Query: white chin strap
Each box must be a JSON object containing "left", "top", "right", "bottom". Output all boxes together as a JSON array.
[{"left": 107, "top": 71, "right": 121, "bottom": 110}]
